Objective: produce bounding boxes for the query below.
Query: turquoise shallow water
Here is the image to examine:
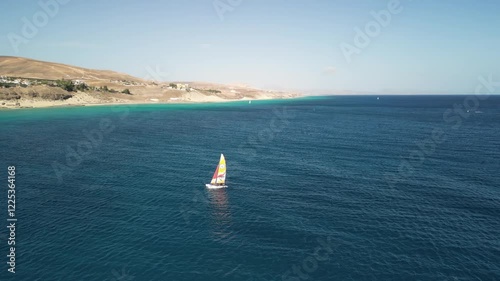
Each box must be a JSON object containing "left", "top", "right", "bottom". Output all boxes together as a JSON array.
[{"left": 0, "top": 96, "right": 499, "bottom": 280}]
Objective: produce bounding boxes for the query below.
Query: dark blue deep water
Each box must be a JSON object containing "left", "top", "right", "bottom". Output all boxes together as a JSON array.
[{"left": 0, "top": 95, "right": 499, "bottom": 280}]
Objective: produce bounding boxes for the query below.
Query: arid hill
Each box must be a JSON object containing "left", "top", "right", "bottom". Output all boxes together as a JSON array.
[{"left": 0, "top": 56, "right": 144, "bottom": 83}]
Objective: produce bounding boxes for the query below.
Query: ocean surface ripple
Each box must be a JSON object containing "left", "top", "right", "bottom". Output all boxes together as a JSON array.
[{"left": 0, "top": 96, "right": 499, "bottom": 280}]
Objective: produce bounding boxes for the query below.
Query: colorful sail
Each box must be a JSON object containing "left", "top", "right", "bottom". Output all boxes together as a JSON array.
[
  {"left": 210, "top": 154, "right": 226, "bottom": 185},
  {"left": 210, "top": 166, "right": 219, "bottom": 184}
]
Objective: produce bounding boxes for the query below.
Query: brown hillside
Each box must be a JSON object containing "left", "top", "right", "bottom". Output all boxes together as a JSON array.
[{"left": 0, "top": 56, "right": 145, "bottom": 83}]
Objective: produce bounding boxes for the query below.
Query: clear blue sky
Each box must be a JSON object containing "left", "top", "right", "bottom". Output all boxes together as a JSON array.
[{"left": 1, "top": 0, "right": 499, "bottom": 93}]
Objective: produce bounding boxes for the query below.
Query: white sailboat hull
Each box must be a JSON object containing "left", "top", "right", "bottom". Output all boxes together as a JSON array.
[{"left": 205, "top": 184, "right": 228, "bottom": 189}]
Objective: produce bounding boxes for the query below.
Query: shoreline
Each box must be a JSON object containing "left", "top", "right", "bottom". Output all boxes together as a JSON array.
[{"left": 0, "top": 96, "right": 305, "bottom": 111}]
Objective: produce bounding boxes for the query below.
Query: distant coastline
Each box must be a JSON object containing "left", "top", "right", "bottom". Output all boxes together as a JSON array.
[
  {"left": 0, "top": 56, "right": 301, "bottom": 110},
  {"left": 0, "top": 96, "right": 304, "bottom": 110}
]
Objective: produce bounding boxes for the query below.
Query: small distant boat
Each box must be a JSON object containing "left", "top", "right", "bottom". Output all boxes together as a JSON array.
[
  {"left": 249, "top": 100, "right": 252, "bottom": 104},
  {"left": 377, "top": 97, "right": 380, "bottom": 100},
  {"left": 206, "top": 154, "right": 227, "bottom": 189}
]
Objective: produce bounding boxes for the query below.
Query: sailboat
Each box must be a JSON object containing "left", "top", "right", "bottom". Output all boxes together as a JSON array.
[{"left": 206, "top": 154, "right": 227, "bottom": 189}]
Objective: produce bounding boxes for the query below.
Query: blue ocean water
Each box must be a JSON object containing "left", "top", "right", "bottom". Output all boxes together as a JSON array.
[{"left": 0, "top": 95, "right": 499, "bottom": 281}]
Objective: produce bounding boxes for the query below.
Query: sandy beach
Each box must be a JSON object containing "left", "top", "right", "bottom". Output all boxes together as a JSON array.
[{"left": 0, "top": 89, "right": 299, "bottom": 110}]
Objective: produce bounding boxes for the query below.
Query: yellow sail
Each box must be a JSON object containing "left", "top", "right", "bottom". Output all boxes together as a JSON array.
[
  {"left": 217, "top": 154, "right": 226, "bottom": 184},
  {"left": 210, "top": 154, "right": 226, "bottom": 185}
]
